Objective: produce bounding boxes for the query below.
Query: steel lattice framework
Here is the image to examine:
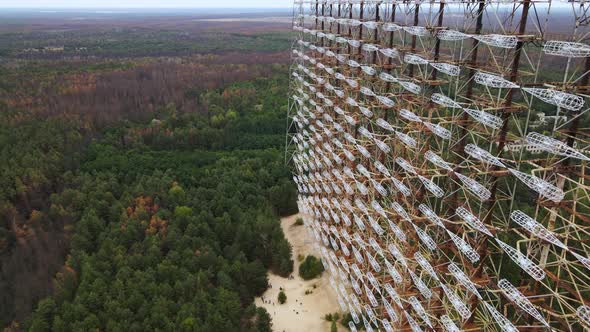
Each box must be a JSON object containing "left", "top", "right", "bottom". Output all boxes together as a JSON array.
[{"left": 286, "top": 0, "right": 590, "bottom": 331}]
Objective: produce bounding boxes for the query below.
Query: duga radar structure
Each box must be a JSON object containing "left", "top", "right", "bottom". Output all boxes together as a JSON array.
[{"left": 286, "top": 0, "right": 590, "bottom": 331}]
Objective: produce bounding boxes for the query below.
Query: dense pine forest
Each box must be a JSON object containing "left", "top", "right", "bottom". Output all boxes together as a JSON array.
[{"left": 0, "top": 10, "right": 296, "bottom": 331}]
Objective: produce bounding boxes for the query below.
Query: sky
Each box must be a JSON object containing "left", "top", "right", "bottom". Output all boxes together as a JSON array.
[{"left": 0, "top": 0, "right": 293, "bottom": 8}]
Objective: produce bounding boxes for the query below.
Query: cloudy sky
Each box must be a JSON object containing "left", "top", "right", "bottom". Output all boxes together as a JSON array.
[{"left": 1, "top": 0, "right": 293, "bottom": 8}]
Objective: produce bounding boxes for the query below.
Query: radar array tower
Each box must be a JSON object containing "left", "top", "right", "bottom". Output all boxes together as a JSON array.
[{"left": 287, "top": 0, "right": 590, "bottom": 330}]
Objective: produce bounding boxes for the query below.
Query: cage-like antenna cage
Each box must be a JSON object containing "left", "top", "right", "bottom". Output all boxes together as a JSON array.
[{"left": 287, "top": 0, "right": 590, "bottom": 331}]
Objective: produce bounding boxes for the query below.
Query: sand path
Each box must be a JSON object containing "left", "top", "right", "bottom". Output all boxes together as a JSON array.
[{"left": 254, "top": 213, "right": 341, "bottom": 332}]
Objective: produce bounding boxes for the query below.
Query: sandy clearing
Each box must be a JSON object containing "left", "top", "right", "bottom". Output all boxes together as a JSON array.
[{"left": 254, "top": 213, "right": 342, "bottom": 332}]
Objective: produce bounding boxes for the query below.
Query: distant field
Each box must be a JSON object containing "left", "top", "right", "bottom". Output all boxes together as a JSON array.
[
  {"left": 194, "top": 16, "right": 292, "bottom": 23},
  {"left": 0, "top": 9, "right": 292, "bottom": 57}
]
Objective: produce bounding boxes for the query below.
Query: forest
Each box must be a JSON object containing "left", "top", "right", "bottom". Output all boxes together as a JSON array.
[{"left": 0, "top": 10, "right": 296, "bottom": 331}]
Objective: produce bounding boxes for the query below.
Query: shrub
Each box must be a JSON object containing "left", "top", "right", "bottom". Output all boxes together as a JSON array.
[
  {"left": 340, "top": 313, "right": 354, "bottom": 329},
  {"left": 294, "top": 218, "right": 304, "bottom": 226},
  {"left": 330, "top": 320, "right": 337, "bottom": 332},
  {"left": 278, "top": 291, "right": 287, "bottom": 304},
  {"left": 298, "top": 255, "right": 324, "bottom": 280},
  {"left": 324, "top": 312, "right": 340, "bottom": 322}
]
